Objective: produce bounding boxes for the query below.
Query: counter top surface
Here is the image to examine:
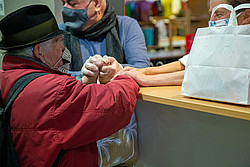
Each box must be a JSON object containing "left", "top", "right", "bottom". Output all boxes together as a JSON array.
[{"left": 138, "top": 86, "right": 250, "bottom": 121}]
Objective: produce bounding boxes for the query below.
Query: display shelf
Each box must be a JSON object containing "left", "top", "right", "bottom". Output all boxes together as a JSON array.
[
  {"left": 147, "top": 49, "right": 185, "bottom": 60},
  {"left": 146, "top": 36, "right": 186, "bottom": 50}
]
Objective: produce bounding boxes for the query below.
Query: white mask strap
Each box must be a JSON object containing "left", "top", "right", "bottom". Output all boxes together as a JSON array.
[
  {"left": 52, "top": 57, "right": 62, "bottom": 69},
  {"left": 236, "top": 11, "right": 243, "bottom": 17}
]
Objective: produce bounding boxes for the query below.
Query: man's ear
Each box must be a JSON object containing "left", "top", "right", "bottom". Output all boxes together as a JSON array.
[
  {"left": 93, "top": 0, "right": 102, "bottom": 12},
  {"left": 33, "top": 44, "right": 45, "bottom": 63},
  {"left": 242, "top": 9, "right": 250, "bottom": 25}
]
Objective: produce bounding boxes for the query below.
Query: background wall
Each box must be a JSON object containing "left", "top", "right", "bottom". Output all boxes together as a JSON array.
[
  {"left": 108, "top": 0, "right": 125, "bottom": 15},
  {"left": 0, "top": 0, "right": 56, "bottom": 20}
]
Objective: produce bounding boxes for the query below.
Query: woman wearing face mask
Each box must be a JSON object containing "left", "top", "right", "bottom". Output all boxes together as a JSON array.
[{"left": 118, "top": 0, "right": 250, "bottom": 87}]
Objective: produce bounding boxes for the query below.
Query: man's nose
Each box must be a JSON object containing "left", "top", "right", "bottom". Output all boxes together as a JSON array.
[{"left": 210, "top": 14, "right": 216, "bottom": 21}]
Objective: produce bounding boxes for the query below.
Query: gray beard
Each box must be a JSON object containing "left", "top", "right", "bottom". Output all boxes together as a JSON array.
[
  {"left": 57, "top": 63, "right": 70, "bottom": 74},
  {"left": 56, "top": 47, "right": 72, "bottom": 73}
]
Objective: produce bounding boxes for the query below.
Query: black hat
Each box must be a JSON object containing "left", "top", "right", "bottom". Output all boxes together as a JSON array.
[{"left": 0, "top": 5, "right": 69, "bottom": 50}]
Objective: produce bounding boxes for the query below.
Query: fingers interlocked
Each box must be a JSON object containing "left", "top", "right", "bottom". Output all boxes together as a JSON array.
[{"left": 81, "top": 55, "right": 123, "bottom": 84}]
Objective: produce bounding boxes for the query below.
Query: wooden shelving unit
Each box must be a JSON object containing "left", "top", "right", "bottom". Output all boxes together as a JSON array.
[{"left": 125, "top": 0, "right": 209, "bottom": 64}]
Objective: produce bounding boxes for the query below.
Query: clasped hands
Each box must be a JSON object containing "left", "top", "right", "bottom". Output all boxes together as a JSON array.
[{"left": 81, "top": 54, "right": 123, "bottom": 84}]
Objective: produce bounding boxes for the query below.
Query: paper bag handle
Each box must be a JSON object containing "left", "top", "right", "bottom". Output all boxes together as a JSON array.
[{"left": 234, "top": 3, "right": 250, "bottom": 11}]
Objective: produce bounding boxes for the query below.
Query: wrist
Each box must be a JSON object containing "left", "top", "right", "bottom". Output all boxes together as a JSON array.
[
  {"left": 81, "top": 76, "right": 97, "bottom": 84},
  {"left": 118, "top": 63, "right": 123, "bottom": 72}
]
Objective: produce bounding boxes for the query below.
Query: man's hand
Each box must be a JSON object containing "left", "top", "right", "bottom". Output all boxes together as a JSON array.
[
  {"left": 99, "top": 56, "right": 123, "bottom": 84},
  {"left": 81, "top": 54, "right": 103, "bottom": 84}
]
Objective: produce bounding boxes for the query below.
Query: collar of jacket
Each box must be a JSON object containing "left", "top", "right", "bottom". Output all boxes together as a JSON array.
[{"left": 2, "top": 55, "right": 71, "bottom": 76}]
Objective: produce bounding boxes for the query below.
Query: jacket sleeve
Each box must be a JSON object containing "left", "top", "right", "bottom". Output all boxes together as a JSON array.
[
  {"left": 53, "top": 75, "right": 139, "bottom": 149},
  {"left": 119, "top": 16, "right": 150, "bottom": 68}
]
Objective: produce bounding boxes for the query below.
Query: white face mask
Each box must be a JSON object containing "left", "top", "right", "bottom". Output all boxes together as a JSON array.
[
  {"left": 208, "top": 18, "right": 230, "bottom": 27},
  {"left": 51, "top": 47, "right": 72, "bottom": 73}
]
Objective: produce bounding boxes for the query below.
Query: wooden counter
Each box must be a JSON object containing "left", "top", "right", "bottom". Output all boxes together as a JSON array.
[
  {"left": 135, "top": 86, "right": 250, "bottom": 167},
  {"left": 138, "top": 86, "right": 250, "bottom": 121}
]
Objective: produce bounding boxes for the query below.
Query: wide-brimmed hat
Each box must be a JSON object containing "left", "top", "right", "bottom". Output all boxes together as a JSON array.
[{"left": 0, "top": 5, "right": 69, "bottom": 50}]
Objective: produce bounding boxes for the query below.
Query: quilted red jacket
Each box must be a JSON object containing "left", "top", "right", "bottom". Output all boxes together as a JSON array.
[{"left": 0, "top": 55, "right": 139, "bottom": 167}]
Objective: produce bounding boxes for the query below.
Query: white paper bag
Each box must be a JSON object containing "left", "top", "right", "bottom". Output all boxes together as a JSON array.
[{"left": 181, "top": 4, "right": 250, "bottom": 105}]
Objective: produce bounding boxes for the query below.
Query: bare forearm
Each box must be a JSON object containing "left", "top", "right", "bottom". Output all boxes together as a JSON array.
[
  {"left": 141, "top": 70, "right": 185, "bottom": 86},
  {"left": 142, "top": 61, "right": 185, "bottom": 75}
]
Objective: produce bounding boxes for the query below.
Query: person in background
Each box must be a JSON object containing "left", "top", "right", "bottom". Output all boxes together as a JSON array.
[
  {"left": 118, "top": 0, "right": 250, "bottom": 87},
  {"left": 0, "top": 5, "right": 139, "bottom": 166},
  {"left": 61, "top": 1, "right": 149, "bottom": 166},
  {"left": 60, "top": 0, "right": 150, "bottom": 84}
]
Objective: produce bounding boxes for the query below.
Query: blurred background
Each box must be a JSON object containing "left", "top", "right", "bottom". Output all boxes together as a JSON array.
[{"left": 0, "top": 0, "right": 210, "bottom": 69}]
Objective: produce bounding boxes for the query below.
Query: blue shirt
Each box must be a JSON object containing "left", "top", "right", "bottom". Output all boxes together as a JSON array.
[{"left": 59, "top": 16, "right": 150, "bottom": 77}]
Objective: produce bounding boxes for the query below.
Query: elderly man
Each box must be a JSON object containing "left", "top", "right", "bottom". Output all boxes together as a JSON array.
[
  {"left": 119, "top": 0, "right": 250, "bottom": 86},
  {"left": 0, "top": 5, "right": 139, "bottom": 166},
  {"left": 60, "top": 0, "right": 150, "bottom": 84}
]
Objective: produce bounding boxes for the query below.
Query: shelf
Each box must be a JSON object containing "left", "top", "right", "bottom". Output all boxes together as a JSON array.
[
  {"left": 147, "top": 36, "right": 186, "bottom": 49},
  {"left": 159, "top": 36, "right": 185, "bottom": 47},
  {"left": 125, "top": 0, "right": 159, "bottom": 2},
  {"left": 190, "top": 15, "right": 209, "bottom": 22},
  {"left": 139, "top": 16, "right": 187, "bottom": 25},
  {"left": 147, "top": 49, "right": 185, "bottom": 60}
]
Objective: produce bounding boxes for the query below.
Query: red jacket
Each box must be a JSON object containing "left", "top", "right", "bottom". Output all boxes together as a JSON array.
[{"left": 0, "top": 55, "right": 139, "bottom": 167}]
